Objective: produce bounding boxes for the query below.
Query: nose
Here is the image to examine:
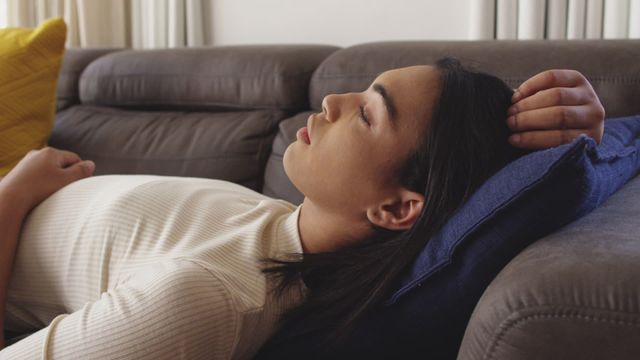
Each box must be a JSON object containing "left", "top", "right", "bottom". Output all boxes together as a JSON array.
[{"left": 321, "top": 93, "right": 342, "bottom": 123}]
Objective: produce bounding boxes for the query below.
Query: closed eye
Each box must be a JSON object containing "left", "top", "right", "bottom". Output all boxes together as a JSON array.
[{"left": 359, "top": 105, "right": 370, "bottom": 126}]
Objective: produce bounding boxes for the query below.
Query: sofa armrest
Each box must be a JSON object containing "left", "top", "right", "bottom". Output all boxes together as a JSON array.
[{"left": 458, "top": 174, "right": 640, "bottom": 360}]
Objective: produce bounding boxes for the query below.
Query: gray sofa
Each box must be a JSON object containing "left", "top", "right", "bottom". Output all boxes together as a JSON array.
[{"left": 29, "top": 40, "right": 640, "bottom": 358}]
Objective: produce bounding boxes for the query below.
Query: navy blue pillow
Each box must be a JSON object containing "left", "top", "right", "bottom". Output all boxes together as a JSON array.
[{"left": 257, "top": 116, "right": 640, "bottom": 360}]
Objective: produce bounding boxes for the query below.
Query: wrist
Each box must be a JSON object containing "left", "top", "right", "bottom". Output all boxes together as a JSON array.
[{"left": 0, "top": 185, "right": 31, "bottom": 217}]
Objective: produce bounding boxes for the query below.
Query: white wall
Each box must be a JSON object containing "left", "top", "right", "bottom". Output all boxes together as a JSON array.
[{"left": 209, "top": 0, "right": 471, "bottom": 47}]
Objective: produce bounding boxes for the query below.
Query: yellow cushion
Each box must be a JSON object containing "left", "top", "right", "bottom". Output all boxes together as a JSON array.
[{"left": 0, "top": 18, "right": 67, "bottom": 176}]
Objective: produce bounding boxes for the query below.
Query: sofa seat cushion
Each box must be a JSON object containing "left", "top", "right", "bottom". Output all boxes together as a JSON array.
[{"left": 49, "top": 105, "right": 285, "bottom": 191}]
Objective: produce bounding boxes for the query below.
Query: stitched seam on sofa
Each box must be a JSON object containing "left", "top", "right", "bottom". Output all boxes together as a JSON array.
[
  {"left": 81, "top": 100, "right": 302, "bottom": 111},
  {"left": 71, "top": 153, "right": 262, "bottom": 161},
  {"left": 64, "top": 104, "right": 283, "bottom": 117},
  {"left": 81, "top": 70, "right": 316, "bottom": 80},
  {"left": 80, "top": 76, "right": 312, "bottom": 109},
  {"left": 79, "top": 97, "right": 303, "bottom": 111},
  {"left": 58, "top": 106, "right": 289, "bottom": 125},
  {"left": 484, "top": 307, "right": 640, "bottom": 360}
]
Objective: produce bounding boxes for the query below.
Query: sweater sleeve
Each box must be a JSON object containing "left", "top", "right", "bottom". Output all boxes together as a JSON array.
[{"left": 0, "top": 259, "right": 239, "bottom": 360}]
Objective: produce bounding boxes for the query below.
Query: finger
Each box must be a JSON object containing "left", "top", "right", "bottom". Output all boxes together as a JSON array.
[
  {"left": 507, "top": 105, "right": 595, "bottom": 132},
  {"left": 64, "top": 160, "right": 95, "bottom": 180},
  {"left": 513, "top": 69, "right": 586, "bottom": 102},
  {"left": 508, "top": 86, "right": 591, "bottom": 115},
  {"left": 56, "top": 150, "right": 83, "bottom": 168},
  {"left": 509, "top": 129, "right": 591, "bottom": 150}
]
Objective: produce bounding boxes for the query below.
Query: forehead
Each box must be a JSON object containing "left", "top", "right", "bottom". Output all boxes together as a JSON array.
[
  {"left": 374, "top": 65, "right": 440, "bottom": 131},
  {"left": 376, "top": 65, "right": 438, "bottom": 88}
]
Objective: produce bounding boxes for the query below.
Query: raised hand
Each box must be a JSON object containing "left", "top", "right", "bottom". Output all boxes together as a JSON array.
[
  {"left": 507, "top": 69, "right": 605, "bottom": 150},
  {"left": 0, "top": 147, "right": 95, "bottom": 214}
]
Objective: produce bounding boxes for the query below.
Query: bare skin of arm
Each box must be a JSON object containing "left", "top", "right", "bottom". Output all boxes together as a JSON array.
[
  {"left": 0, "top": 148, "right": 94, "bottom": 349},
  {"left": 0, "top": 192, "right": 26, "bottom": 349}
]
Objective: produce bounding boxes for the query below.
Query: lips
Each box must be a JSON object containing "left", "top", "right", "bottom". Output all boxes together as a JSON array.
[
  {"left": 295, "top": 114, "right": 313, "bottom": 145},
  {"left": 306, "top": 114, "right": 313, "bottom": 143},
  {"left": 296, "top": 127, "right": 311, "bottom": 145}
]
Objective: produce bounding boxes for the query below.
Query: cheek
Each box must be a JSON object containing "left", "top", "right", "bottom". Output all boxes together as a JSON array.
[
  {"left": 282, "top": 141, "right": 343, "bottom": 198},
  {"left": 313, "top": 134, "right": 374, "bottom": 177},
  {"left": 283, "top": 129, "right": 402, "bottom": 210},
  {"left": 312, "top": 138, "right": 392, "bottom": 202}
]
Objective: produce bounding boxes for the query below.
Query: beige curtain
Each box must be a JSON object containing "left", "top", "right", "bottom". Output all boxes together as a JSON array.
[
  {"left": 469, "top": 0, "right": 640, "bottom": 40},
  {"left": 0, "top": 0, "right": 7, "bottom": 27},
  {"left": 7, "top": 0, "right": 210, "bottom": 48}
]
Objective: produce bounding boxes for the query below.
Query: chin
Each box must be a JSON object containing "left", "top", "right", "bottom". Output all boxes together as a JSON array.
[
  {"left": 282, "top": 144, "right": 293, "bottom": 176},
  {"left": 282, "top": 146, "right": 309, "bottom": 197},
  {"left": 282, "top": 146, "right": 300, "bottom": 187}
]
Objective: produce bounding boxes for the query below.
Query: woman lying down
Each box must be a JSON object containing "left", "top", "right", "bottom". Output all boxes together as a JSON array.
[{"left": 0, "top": 58, "right": 605, "bottom": 359}]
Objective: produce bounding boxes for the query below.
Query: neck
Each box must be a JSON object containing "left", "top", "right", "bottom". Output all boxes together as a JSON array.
[{"left": 297, "top": 197, "right": 373, "bottom": 253}]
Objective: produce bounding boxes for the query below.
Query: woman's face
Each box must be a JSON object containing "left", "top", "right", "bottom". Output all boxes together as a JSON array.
[{"left": 283, "top": 65, "right": 441, "bottom": 229}]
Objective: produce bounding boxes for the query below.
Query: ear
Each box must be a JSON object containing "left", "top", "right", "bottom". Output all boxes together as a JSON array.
[{"left": 365, "top": 189, "right": 425, "bottom": 231}]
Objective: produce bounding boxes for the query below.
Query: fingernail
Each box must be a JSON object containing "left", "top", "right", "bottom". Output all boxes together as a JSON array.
[
  {"left": 512, "top": 90, "right": 522, "bottom": 103},
  {"left": 510, "top": 134, "right": 521, "bottom": 144},
  {"left": 507, "top": 116, "right": 516, "bottom": 129}
]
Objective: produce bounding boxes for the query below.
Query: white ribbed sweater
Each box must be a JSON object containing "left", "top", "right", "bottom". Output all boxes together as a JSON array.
[{"left": 0, "top": 175, "right": 306, "bottom": 360}]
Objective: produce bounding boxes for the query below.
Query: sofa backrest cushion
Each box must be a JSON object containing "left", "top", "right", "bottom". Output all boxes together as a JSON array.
[
  {"left": 79, "top": 45, "right": 338, "bottom": 111},
  {"left": 309, "top": 40, "right": 640, "bottom": 117},
  {"left": 52, "top": 46, "right": 338, "bottom": 190},
  {"left": 262, "top": 112, "right": 309, "bottom": 203},
  {"left": 50, "top": 105, "right": 285, "bottom": 191},
  {"left": 256, "top": 116, "right": 640, "bottom": 359},
  {"left": 56, "top": 48, "right": 122, "bottom": 111}
]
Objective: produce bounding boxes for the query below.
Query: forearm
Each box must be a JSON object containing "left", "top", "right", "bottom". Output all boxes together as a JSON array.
[
  {"left": 0, "top": 192, "right": 29, "bottom": 350},
  {"left": 0, "top": 149, "right": 94, "bottom": 350}
]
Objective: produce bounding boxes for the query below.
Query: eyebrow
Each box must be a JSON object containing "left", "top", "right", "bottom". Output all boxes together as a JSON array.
[{"left": 372, "top": 83, "right": 397, "bottom": 126}]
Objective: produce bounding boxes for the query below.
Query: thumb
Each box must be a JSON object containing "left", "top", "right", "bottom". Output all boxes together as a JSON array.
[{"left": 65, "top": 160, "right": 96, "bottom": 180}]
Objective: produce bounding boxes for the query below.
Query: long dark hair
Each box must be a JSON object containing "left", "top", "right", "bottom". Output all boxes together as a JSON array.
[{"left": 261, "top": 57, "right": 527, "bottom": 350}]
